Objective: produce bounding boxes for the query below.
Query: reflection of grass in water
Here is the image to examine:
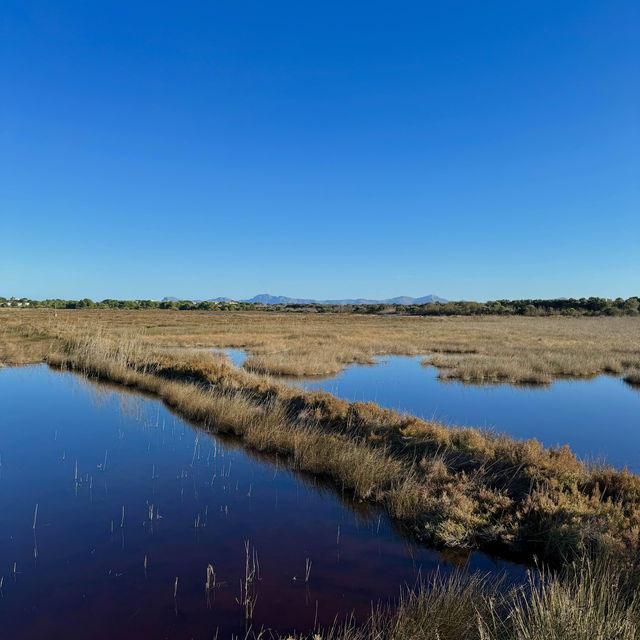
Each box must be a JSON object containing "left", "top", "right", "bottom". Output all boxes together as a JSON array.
[
  {"left": 100, "top": 375, "right": 487, "bottom": 570},
  {"left": 624, "top": 372, "right": 640, "bottom": 390},
  {"left": 236, "top": 540, "right": 260, "bottom": 620},
  {"left": 81, "top": 363, "right": 399, "bottom": 529}
]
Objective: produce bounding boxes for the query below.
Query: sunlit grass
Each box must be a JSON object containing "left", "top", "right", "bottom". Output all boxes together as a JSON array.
[
  {"left": 284, "top": 555, "right": 640, "bottom": 640},
  {"left": 3, "top": 319, "right": 631, "bottom": 567},
  {"left": 3, "top": 309, "right": 640, "bottom": 635},
  {"left": 2, "top": 308, "right": 639, "bottom": 384}
]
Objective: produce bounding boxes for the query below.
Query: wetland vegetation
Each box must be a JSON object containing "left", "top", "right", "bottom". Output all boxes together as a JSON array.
[
  {"left": 2, "top": 308, "right": 640, "bottom": 638},
  {"left": 7, "top": 365, "right": 517, "bottom": 638},
  {"left": 3, "top": 307, "right": 640, "bottom": 384},
  {"left": 292, "top": 354, "right": 640, "bottom": 470}
]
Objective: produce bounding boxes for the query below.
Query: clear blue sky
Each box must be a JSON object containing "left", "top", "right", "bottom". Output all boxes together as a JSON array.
[{"left": 2, "top": 1, "right": 638, "bottom": 301}]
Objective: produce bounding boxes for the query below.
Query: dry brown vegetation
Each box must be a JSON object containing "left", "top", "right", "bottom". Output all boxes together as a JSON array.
[
  {"left": 2, "top": 308, "right": 640, "bottom": 569},
  {"left": 3, "top": 308, "right": 640, "bottom": 637},
  {"left": 282, "top": 555, "right": 640, "bottom": 640},
  {"left": 2, "top": 308, "right": 640, "bottom": 386}
]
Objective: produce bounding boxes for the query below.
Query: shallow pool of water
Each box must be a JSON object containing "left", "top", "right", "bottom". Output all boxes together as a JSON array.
[
  {"left": 291, "top": 356, "right": 640, "bottom": 471},
  {"left": 219, "top": 348, "right": 247, "bottom": 368},
  {"left": 0, "top": 365, "right": 521, "bottom": 639}
]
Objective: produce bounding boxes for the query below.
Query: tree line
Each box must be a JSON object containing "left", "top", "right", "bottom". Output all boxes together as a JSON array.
[{"left": 1, "top": 296, "right": 639, "bottom": 316}]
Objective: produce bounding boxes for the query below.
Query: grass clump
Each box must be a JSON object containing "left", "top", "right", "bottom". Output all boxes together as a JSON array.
[
  {"left": 507, "top": 559, "right": 640, "bottom": 640},
  {"left": 284, "top": 556, "right": 640, "bottom": 640}
]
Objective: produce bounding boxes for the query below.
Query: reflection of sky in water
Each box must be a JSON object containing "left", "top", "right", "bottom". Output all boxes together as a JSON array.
[
  {"left": 290, "top": 355, "right": 640, "bottom": 471},
  {"left": 0, "top": 365, "right": 524, "bottom": 639},
  {"left": 216, "top": 348, "right": 640, "bottom": 470},
  {"left": 219, "top": 348, "right": 247, "bottom": 367}
]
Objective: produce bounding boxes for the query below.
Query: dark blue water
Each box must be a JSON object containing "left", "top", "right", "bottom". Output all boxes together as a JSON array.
[
  {"left": 290, "top": 356, "right": 640, "bottom": 471},
  {"left": 0, "top": 365, "right": 522, "bottom": 640}
]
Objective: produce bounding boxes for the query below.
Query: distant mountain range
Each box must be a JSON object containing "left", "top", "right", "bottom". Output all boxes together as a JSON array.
[{"left": 162, "top": 294, "right": 448, "bottom": 305}]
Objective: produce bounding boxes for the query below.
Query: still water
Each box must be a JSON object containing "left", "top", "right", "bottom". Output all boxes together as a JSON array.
[
  {"left": 0, "top": 366, "right": 521, "bottom": 639},
  {"left": 292, "top": 356, "right": 640, "bottom": 471},
  {"left": 217, "top": 348, "right": 640, "bottom": 471}
]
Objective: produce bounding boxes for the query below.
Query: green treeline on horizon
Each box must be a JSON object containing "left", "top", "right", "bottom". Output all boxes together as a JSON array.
[{"left": 2, "top": 296, "right": 639, "bottom": 316}]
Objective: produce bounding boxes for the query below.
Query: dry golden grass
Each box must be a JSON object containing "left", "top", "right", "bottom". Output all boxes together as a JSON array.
[
  {"left": 3, "top": 309, "right": 640, "bottom": 636},
  {"left": 2, "top": 308, "right": 640, "bottom": 385},
  {"left": 3, "top": 309, "right": 640, "bottom": 567},
  {"left": 283, "top": 555, "right": 640, "bottom": 640}
]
